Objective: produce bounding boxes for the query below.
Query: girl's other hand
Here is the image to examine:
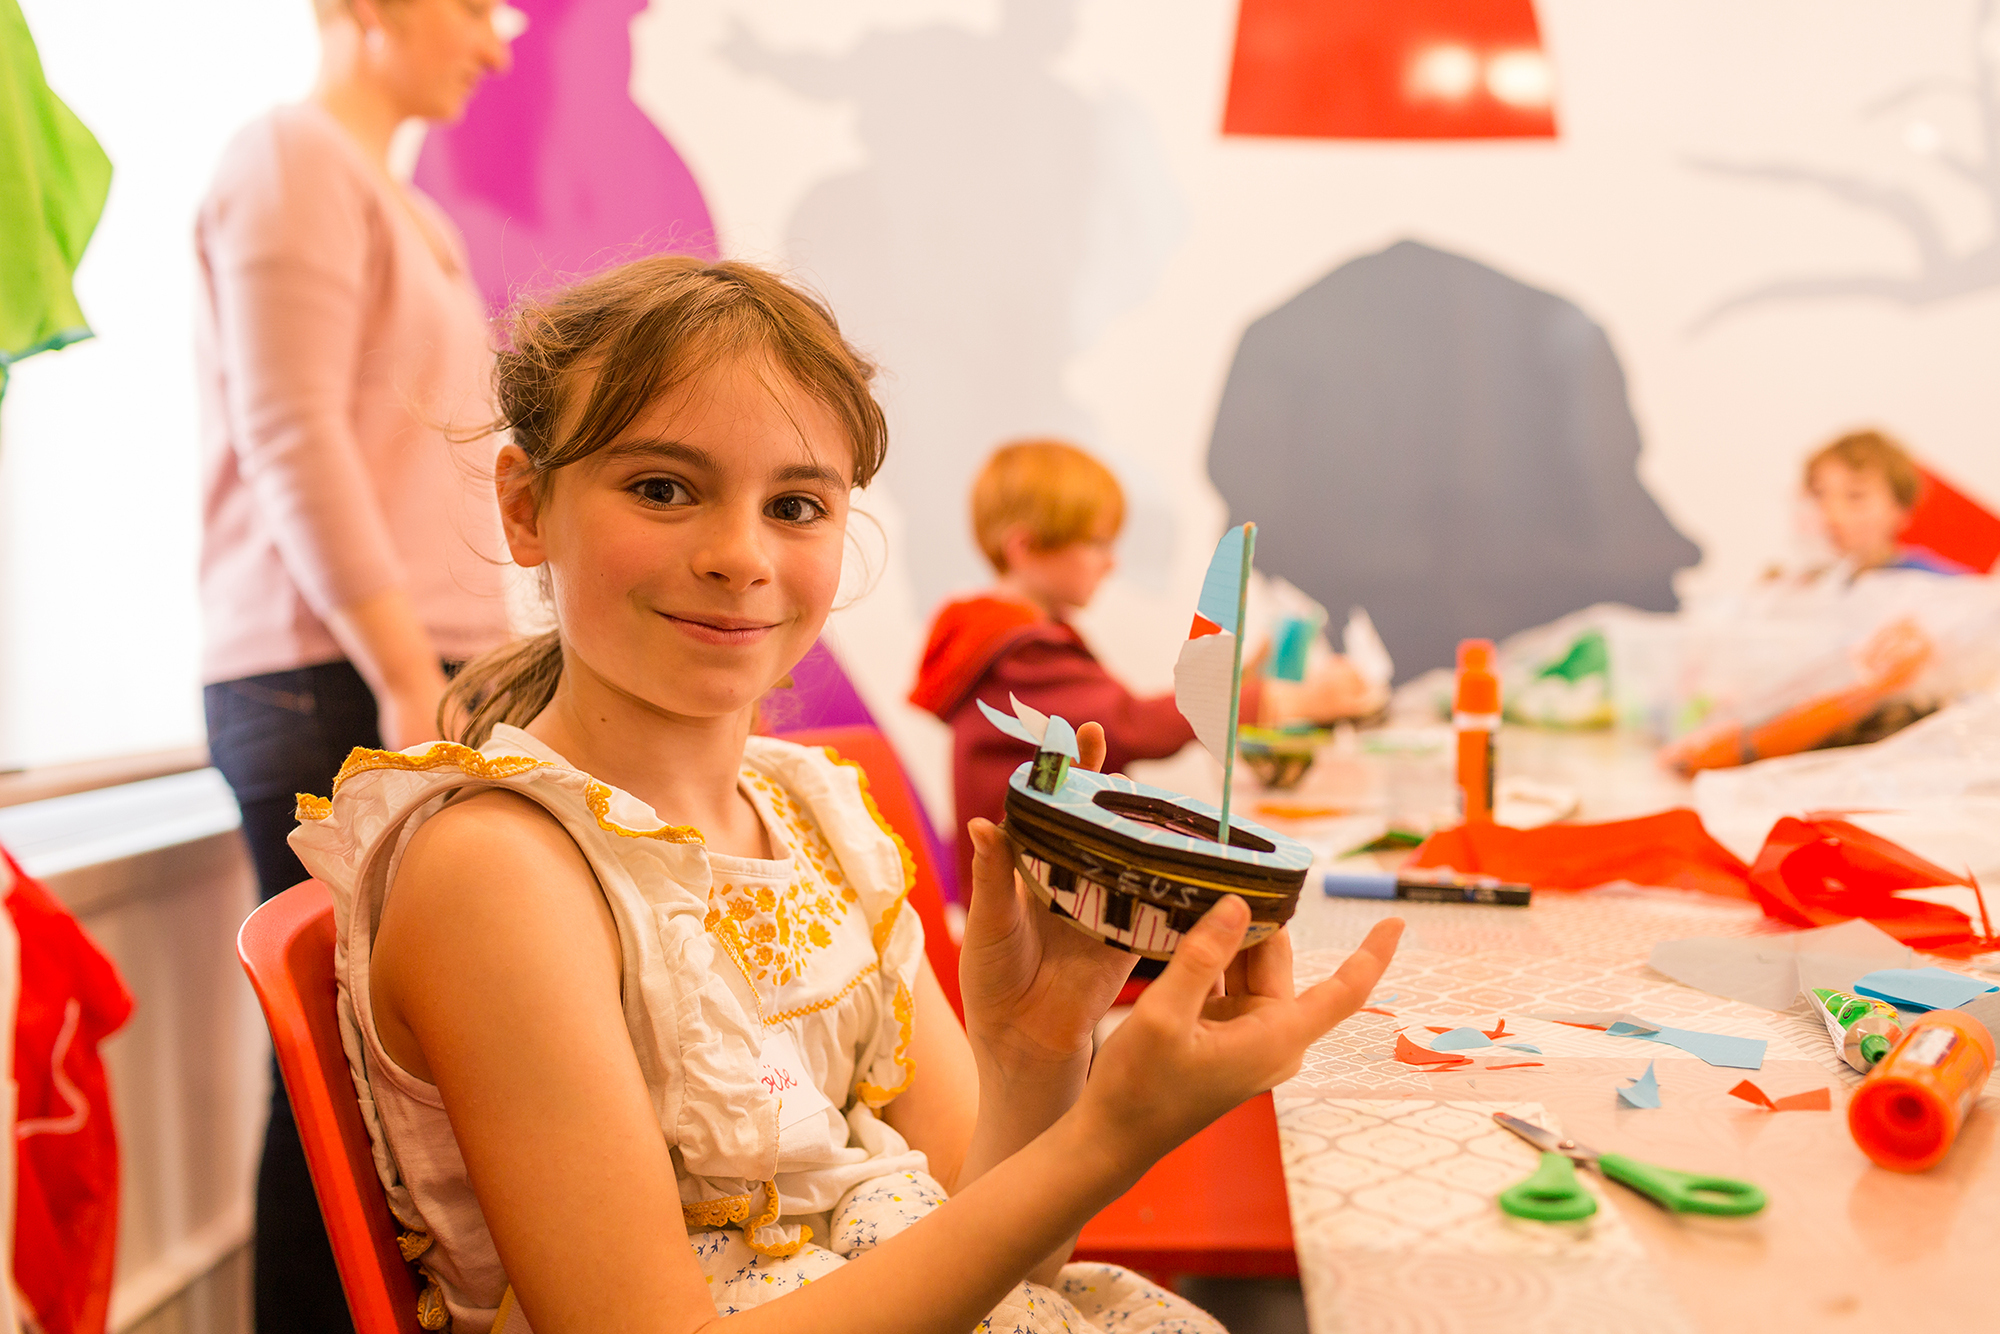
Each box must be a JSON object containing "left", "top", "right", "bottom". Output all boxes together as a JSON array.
[
  {"left": 1080, "top": 898, "right": 1402, "bottom": 1174},
  {"left": 958, "top": 721, "right": 1137, "bottom": 1075}
]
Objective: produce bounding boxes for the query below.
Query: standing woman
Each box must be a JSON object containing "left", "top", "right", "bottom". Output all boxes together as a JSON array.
[{"left": 194, "top": 3, "right": 515, "bottom": 1327}]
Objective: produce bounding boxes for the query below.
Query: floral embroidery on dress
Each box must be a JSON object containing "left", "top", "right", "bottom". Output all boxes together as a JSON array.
[{"left": 704, "top": 772, "right": 862, "bottom": 997}]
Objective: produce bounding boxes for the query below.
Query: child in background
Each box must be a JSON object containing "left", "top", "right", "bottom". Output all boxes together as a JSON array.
[
  {"left": 291, "top": 259, "right": 1401, "bottom": 1334},
  {"left": 911, "top": 440, "right": 1373, "bottom": 897},
  {"left": 1806, "top": 430, "right": 1968, "bottom": 576}
]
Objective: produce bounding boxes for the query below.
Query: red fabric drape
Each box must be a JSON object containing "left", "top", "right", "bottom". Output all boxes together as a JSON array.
[{"left": 4, "top": 847, "right": 134, "bottom": 1334}]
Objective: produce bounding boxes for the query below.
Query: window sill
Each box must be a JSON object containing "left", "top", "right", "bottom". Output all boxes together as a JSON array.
[{"left": 0, "top": 745, "right": 210, "bottom": 810}]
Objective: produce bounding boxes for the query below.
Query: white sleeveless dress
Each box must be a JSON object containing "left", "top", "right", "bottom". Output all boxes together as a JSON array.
[{"left": 290, "top": 726, "right": 1223, "bottom": 1334}]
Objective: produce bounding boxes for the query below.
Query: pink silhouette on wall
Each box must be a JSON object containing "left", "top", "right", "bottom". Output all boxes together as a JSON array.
[{"left": 414, "top": 0, "right": 718, "bottom": 312}]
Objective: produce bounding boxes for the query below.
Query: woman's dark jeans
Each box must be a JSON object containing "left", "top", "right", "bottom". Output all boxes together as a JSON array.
[{"left": 207, "top": 661, "right": 383, "bottom": 1334}]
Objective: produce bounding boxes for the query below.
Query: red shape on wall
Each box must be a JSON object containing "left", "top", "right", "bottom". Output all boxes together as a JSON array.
[
  {"left": 1903, "top": 466, "right": 2000, "bottom": 574},
  {"left": 1223, "top": 0, "right": 1558, "bottom": 140}
]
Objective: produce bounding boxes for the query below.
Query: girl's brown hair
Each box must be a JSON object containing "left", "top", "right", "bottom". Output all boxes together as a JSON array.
[{"left": 444, "top": 255, "right": 887, "bottom": 746}]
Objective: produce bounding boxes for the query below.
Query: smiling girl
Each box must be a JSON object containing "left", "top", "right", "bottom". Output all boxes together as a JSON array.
[{"left": 291, "top": 257, "right": 1401, "bottom": 1334}]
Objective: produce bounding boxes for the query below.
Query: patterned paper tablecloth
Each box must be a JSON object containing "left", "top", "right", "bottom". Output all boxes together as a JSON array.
[{"left": 1272, "top": 885, "right": 2000, "bottom": 1334}]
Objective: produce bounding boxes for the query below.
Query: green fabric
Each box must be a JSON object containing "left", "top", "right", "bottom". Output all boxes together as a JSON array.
[{"left": 0, "top": 0, "right": 111, "bottom": 395}]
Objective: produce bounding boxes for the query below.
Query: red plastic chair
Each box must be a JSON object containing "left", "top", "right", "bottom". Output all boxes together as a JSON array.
[
  {"left": 238, "top": 882, "right": 422, "bottom": 1334},
  {"left": 780, "top": 723, "right": 1298, "bottom": 1281}
]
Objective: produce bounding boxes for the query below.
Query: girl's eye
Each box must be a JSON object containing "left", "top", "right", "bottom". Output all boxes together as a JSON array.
[
  {"left": 634, "top": 478, "right": 692, "bottom": 507},
  {"left": 768, "top": 494, "right": 827, "bottom": 525}
]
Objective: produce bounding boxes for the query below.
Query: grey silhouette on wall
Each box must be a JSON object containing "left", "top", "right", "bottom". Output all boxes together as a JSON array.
[
  {"left": 1690, "top": 0, "right": 2000, "bottom": 331},
  {"left": 720, "top": 0, "right": 1185, "bottom": 610},
  {"left": 1208, "top": 239, "right": 1700, "bottom": 681}
]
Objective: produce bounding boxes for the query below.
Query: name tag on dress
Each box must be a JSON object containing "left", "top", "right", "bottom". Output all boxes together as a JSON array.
[{"left": 758, "top": 1030, "right": 838, "bottom": 1131}]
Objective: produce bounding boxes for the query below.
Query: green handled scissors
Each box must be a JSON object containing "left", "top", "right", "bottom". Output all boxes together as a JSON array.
[{"left": 1493, "top": 1112, "right": 1766, "bottom": 1221}]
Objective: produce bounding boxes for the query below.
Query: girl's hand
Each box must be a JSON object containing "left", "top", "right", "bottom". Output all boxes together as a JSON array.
[
  {"left": 1079, "top": 897, "right": 1402, "bottom": 1174},
  {"left": 957, "top": 721, "right": 1138, "bottom": 1075}
]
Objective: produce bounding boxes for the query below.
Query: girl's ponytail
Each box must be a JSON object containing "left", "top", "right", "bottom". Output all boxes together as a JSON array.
[{"left": 443, "top": 630, "right": 564, "bottom": 747}]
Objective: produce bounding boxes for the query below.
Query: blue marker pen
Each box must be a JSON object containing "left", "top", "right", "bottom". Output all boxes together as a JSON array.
[{"left": 1323, "top": 868, "right": 1531, "bottom": 906}]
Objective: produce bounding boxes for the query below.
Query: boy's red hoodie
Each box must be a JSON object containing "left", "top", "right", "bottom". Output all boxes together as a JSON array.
[{"left": 910, "top": 594, "right": 1195, "bottom": 897}]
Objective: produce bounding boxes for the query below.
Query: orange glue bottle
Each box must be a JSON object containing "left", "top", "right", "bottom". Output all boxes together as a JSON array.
[
  {"left": 1847, "top": 1007, "right": 1995, "bottom": 1173},
  {"left": 1453, "top": 639, "right": 1500, "bottom": 823}
]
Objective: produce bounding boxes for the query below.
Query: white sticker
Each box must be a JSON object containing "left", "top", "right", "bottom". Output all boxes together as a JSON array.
[{"left": 757, "top": 1030, "right": 838, "bottom": 1131}]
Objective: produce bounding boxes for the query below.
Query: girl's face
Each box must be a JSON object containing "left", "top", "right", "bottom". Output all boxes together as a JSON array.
[
  {"left": 369, "top": 0, "right": 515, "bottom": 123},
  {"left": 499, "top": 354, "right": 855, "bottom": 722}
]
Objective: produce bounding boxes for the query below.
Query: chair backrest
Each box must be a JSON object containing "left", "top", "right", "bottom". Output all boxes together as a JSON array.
[
  {"left": 775, "top": 724, "right": 964, "bottom": 1021},
  {"left": 1904, "top": 465, "right": 2000, "bottom": 574},
  {"left": 238, "top": 883, "right": 422, "bottom": 1334}
]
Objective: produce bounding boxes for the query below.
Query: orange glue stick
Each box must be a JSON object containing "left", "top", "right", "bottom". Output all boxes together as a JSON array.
[
  {"left": 1454, "top": 639, "right": 1499, "bottom": 823},
  {"left": 1848, "top": 1008, "right": 1995, "bottom": 1173}
]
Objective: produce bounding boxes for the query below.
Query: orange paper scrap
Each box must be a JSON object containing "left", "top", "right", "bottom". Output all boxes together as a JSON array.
[
  {"left": 1728, "top": 1080, "right": 1832, "bottom": 1112},
  {"left": 1394, "top": 1033, "right": 1473, "bottom": 1070},
  {"left": 1488, "top": 1062, "right": 1545, "bottom": 1070}
]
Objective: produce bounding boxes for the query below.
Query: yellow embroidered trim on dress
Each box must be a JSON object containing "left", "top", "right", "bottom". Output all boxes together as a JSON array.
[
  {"left": 821, "top": 747, "right": 917, "bottom": 896},
  {"left": 330, "top": 743, "right": 550, "bottom": 797},
  {"left": 492, "top": 1286, "right": 518, "bottom": 1334},
  {"left": 702, "top": 911, "right": 766, "bottom": 1024},
  {"left": 683, "top": 1190, "right": 756, "bottom": 1229},
  {"left": 817, "top": 746, "right": 918, "bottom": 1108},
  {"left": 584, "top": 780, "right": 705, "bottom": 844},
  {"left": 416, "top": 1278, "right": 450, "bottom": 1330},
  {"left": 763, "top": 961, "right": 880, "bottom": 1027},
  {"left": 295, "top": 793, "right": 333, "bottom": 822},
  {"left": 740, "top": 1181, "right": 812, "bottom": 1258},
  {"left": 854, "top": 979, "right": 916, "bottom": 1108}
]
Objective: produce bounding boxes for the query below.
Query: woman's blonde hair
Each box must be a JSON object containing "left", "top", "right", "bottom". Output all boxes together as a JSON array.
[
  {"left": 444, "top": 256, "right": 887, "bottom": 746},
  {"left": 970, "top": 439, "right": 1125, "bottom": 573}
]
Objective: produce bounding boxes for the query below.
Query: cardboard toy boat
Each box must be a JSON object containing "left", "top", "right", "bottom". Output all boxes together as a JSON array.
[{"left": 985, "top": 523, "right": 1314, "bottom": 959}]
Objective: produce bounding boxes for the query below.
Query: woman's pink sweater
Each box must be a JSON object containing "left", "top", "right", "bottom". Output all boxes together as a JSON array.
[{"left": 195, "top": 103, "right": 511, "bottom": 684}]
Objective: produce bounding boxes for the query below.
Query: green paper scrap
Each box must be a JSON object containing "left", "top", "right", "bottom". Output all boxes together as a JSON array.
[
  {"left": 1606, "top": 1020, "right": 1766, "bottom": 1070},
  {"left": 1429, "top": 1027, "right": 1493, "bottom": 1051},
  {"left": 1853, "top": 967, "right": 1999, "bottom": 1014},
  {"left": 1618, "top": 1062, "right": 1662, "bottom": 1109},
  {"left": 1353, "top": 828, "right": 1426, "bottom": 855}
]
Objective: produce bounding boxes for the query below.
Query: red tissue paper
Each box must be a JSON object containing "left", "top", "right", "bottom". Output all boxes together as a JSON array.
[
  {"left": 1746, "top": 815, "right": 1987, "bottom": 955},
  {"left": 1410, "top": 810, "right": 1993, "bottom": 954},
  {"left": 4, "top": 846, "right": 135, "bottom": 1334},
  {"left": 1408, "top": 809, "right": 1753, "bottom": 899}
]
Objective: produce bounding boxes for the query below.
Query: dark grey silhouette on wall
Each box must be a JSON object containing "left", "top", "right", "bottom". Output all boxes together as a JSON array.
[
  {"left": 721, "top": 0, "right": 1184, "bottom": 610},
  {"left": 1208, "top": 239, "right": 1700, "bottom": 681}
]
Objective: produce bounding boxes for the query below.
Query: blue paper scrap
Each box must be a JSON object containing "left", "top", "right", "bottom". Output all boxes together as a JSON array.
[
  {"left": 1500, "top": 1043, "right": 1543, "bottom": 1054},
  {"left": 1606, "top": 1020, "right": 1766, "bottom": 1070},
  {"left": 1618, "top": 1062, "right": 1662, "bottom": 1109},
  {"left": 1430, "top": 1027, "right": 1493, "bottom": 1051},
  {"left": 1853, "top": 967, "right": 1999, "bottom": 1014}
]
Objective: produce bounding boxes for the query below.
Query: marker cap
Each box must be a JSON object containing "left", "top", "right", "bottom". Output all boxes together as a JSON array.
[{"left": 1323, "top": 871, "right": 1397, "bottom": 900}]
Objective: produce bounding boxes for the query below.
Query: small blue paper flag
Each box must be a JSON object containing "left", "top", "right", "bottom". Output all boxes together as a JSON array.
[
  {"left": 1853, "top": 967, "right": 1999, "bottom": 1014},
  {"left": 1617, "top": 1062, "right": 1662, "bottom": 1109},
  {"left": 1429, "top": 1027, "right": 1493, "bottom": 1051},
  {"left": 1606, "top": 1020, "right": 1766, "bottom": 1070}
]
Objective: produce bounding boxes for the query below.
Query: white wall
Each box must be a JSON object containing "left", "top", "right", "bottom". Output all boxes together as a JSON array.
[
  {"left": 640, "top": 0, "right": 2000, "bottom": 822},
  {"left": 0, "top": 1, "right": 317, "bottom": 770}
]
